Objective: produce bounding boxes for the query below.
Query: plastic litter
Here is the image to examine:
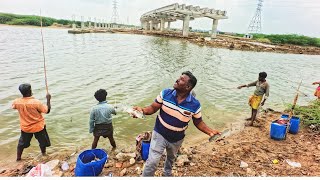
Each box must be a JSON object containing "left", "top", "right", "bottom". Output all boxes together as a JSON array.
[
  {"left": 27, "top": 164, "right": 52, "bottom": 177},
  {"left": 285, "top": 159, "right": 301, "bottom": 168},
  {"left": 240, "top": 161, "right": 248, "bottom": 168},
  {"left": 45, "top": 159, "right": 59, "bottom": 170},
  {"left": 272, "top": 159, "right": 279, "bottom": 164},
  {"left": 61, "top": 161, "right": 69, "bottom": 171}
]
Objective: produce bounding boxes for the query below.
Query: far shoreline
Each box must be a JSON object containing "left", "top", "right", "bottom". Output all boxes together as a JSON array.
[{"left": 1, "top": 23, "right": 320, "bottom": 55}]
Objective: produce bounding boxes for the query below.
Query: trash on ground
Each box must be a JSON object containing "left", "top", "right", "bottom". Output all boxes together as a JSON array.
[
  {"left": 285, "top": 159, "right": 301, "bottom": 168},
  {"left": 240, "top": 161, "right": 248, "bottom": 168},
  {"left": 27, "top": 164, "right": 52, "bottom": 177}
]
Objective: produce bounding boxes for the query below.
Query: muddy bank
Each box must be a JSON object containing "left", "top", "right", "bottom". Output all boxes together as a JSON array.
[
  {"left": 1, "top": 109, "right": 319, "bottom": 177},
  {"left": 114, "top": 29, "right": 320, "bottom": 55}
]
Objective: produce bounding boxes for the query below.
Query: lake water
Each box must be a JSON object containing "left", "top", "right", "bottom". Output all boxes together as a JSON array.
[{"left": 0, "top": 25, "right": 319, "bottom": 162}]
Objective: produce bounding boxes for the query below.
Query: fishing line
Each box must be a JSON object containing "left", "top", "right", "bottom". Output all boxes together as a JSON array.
[{"left": 40, "top": 10, "right": 49, "bottom": 94}]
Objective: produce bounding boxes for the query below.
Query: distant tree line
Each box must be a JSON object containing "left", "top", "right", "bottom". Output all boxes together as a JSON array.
[
  {"left": 0, "top": 12, "right": 79, "bottom": 26},
  {"left": 0, "top": 12, "right": 139, "bottom": 28},
  {"left": 231, "top": 33, "right": 320, "bottom": 47}
]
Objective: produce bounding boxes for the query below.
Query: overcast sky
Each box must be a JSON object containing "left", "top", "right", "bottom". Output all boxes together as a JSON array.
[{"left": 1, "top": 0, "right": 319, "bottom": 37}]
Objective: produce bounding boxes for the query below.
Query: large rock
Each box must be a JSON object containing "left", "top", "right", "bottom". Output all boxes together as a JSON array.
[
  {"left": 116, "top": 152, "right": 136, "bottom": 162},
  {"left": 176, "top": 155, "right": 189, "bottom": 167},
  {"left": 120, "top": 168, "right": 127, "bottom": 177}
]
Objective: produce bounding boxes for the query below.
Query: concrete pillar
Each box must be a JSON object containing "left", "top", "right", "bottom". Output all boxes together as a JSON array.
[
  {"left": 146, "top": 22, "right": 150, "bottom": 30},
  {"left": 167, "top": 22, "right": 171, "bottom": 30},
  {"left": 150, "top": 21, "right": 154, "bottom": 31},
  {"left": 211, "top": 19, "right": 219, "bottom": 38},
  {"left": 88, "top": 17, "right": 91, "bottom": 29},
  {"left": 160, "top": 19, "right": 165, "bottom": 32},
  {"left": 81, "top": 16, "right": 84, "bottom": 29},
  {"left": 72, "top": 23, "right": 76, "bottom": 30},
  {"left": 182, "top": 15, "right": 190, "bottom": 37},
  {"left": 94, "top": 18, "right": 97, "bottom": 29},
  {"left": 143, "top": 21, "right": 148, "bottom": 30}
]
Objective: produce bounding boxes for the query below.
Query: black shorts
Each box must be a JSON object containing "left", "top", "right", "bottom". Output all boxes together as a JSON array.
[
  {"left": 93, "top": 123, "right": 113, "bottom": 138},
  {"left": 18, "top": 126, "right": 51, "bottom": 148}
]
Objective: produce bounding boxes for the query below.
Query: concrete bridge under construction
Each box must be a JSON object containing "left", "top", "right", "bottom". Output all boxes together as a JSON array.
[{"left": 140, "top": 3, "right": 228, "bottom": 38}]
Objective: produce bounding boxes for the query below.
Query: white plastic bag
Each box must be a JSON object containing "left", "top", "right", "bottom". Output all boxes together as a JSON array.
[
  {"left": 61, "top": 161, "right": 69, "bottom": 171},
  {"left": 285, "top": 159, "right": 301, "bottom": 168},
  {"left": 240, "top": 161, "right": 248, "bottom": 168},
  {"left": 27, "top": 164, "right": 52, "bottom": 177}
]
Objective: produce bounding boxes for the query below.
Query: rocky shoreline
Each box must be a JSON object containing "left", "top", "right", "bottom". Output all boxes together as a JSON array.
[
  {"left": 114, "top": 29, "right": 320, "bottom": 55},
  {"left": 1, "top": 109, "right": 319, "bottom": 177},
  {"left": 2, "top": 24, "right": 319, "bottom": 55}
]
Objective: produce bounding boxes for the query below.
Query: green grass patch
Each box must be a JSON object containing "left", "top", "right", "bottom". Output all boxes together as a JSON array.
[{"left": 287, "top": 101, "right": 320, "bottom": 129}]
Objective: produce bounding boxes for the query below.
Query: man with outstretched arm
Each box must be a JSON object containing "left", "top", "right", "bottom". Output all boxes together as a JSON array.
[
  {"left": 237, "top": 72, "right": 270, "bottom": 126},
  {"left": 133, "top": 71, "right": 220, "bottom": 176}
]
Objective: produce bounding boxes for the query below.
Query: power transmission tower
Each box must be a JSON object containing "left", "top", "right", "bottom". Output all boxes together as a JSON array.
[
  {"left": 247, "top": 0, "right": 263, "bottom": 34},
  {"left": 111, "top": 0, "right": 119, "bottom": 24}
]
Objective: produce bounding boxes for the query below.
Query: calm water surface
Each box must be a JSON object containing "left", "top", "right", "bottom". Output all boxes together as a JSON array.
[{"left": 0, "top": 25, "right": 319, "bottom": 162}]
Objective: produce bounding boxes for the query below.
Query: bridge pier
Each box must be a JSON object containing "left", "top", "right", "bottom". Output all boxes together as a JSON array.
[
  {"left": 167, "top": 22, "right": 171, "bottom": 30},
  {"left": 94, "top": 18, "right": 97, "bottom": 29},
  {"left": 211, "top": 19, "right": 219, "bottom": 38},
  {"left": 160, "top": 19, "right": 165, "bottom": 31},
  {"left": 182, "top": 15, "right": 190, "bottom": 37},
  {"left": 81, "top": 16, "right": 84, "bottom": 29}
]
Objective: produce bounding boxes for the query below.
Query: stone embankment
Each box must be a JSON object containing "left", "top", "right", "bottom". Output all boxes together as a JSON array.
[{"left": 115, "top": 29, "right": 320, "bottom": 55}]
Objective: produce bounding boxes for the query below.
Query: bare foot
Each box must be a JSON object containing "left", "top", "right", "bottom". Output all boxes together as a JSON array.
[
  {"left": 245, "top": 117, "right": 252, "bottom": 121},
  {"left": 16, "top": 158, "right": 21, "bottom": 162}
]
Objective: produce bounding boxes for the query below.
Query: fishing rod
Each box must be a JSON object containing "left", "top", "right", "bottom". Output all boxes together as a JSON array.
[
  {"left": 290, "top": 79, "right": 303, "bottom": 117},
  {"left": 40, "top": 10, "right": 49, "bottom": 94}
]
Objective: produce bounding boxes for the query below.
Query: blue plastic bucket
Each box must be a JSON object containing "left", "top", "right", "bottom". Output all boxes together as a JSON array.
[
  {"left": 281, "top": 114, "right": 289, "bottom": 119},
  {"left": 75, "top": 149, "right": 108, "bottom": 176},
  {"left": 289, "top": 116, "right": 300, "bottom": 134},
  {"left": 141, "top": 141, "right": 150, "bottom": 161},
  {"left": 270, "top": 120, "right": 288, "bottom": 140}
]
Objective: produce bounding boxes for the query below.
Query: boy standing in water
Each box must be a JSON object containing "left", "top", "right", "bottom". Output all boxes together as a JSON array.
[
  {"left": 12, "top": 83, "right": 51, "bottom": 161},
  {"left": 238, "top": 72, "right": 270, "bottom": 126},
  {"left": 89, "top": 89, "right": 117, "bottom": 150},
  {"left": 312, "top": 81, "right": 320, "bottom": 99}
]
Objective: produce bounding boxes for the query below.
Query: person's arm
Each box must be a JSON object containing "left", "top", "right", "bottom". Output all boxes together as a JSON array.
[
  {"left": 46, "top": 94, "right": 51, "bottom": 114},
  {"left": 133, "top": 90, "right": 164, "bottom": 117},
  {"left": 12, "top": 99, "right": 17, "bottom": 109},
  {"left": 133, "top": 102, "right": 162, "bottom": 116},
  {"left": 261, "top": 83, "right": 270, "bottom": 106},
  {"left": 192, "top": 106, "right": 220, "bottom": 136},
  {"left": 193, "top": 120, "right": 220, "bottom": 136},
  {"left": 89, "top": 109, "right": 95, "bottom": 133},
  {"left": 237, "top": 81, "right": 257, "bottom": 89},
  {"left": 111, "top": 106, "right": 117, "bottom": 115}
]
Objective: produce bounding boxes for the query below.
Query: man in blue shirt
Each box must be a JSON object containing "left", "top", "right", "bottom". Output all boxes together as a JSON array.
[
  {"left": 89, "top": 89, "right": 117, "bottom": 149},
  {"left": 133, "top": 71, "right": 220, "bottom": 176}
]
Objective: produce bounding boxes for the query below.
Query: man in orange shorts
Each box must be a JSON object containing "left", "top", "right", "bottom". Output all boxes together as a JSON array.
[
  {"left": 12, "top": 83, "right": 51, "bottom": 161},
  {"left": 238, "top": 72, "right": 270, "bottom": 126}
]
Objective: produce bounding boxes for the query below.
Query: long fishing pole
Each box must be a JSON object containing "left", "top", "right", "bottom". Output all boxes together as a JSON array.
[
  {"left": 290, "top": 79, "right": 303, "bottom": 117},
  {"left": 40, "top": 10, "right": 49, "bottom": 94}
]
